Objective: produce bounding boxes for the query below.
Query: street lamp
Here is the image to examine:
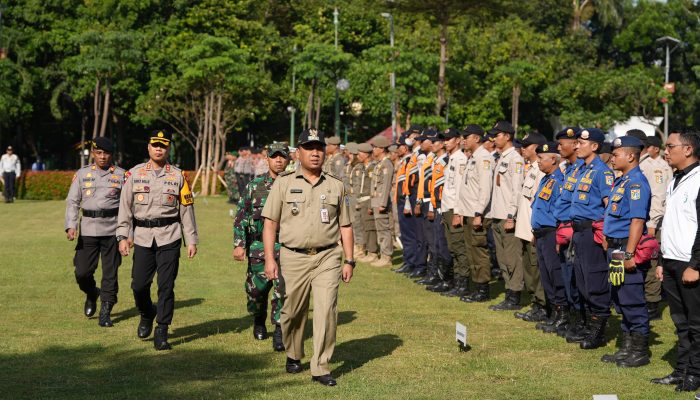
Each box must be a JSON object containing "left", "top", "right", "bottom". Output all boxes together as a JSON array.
[
  {"left": 381, "top": 12, "right": 397, "bottom": 141},
  {"left": 336, "top": 78, "right": 349, "bottom": 139},
  {"left": 287, "top": 106, "right": 296, "bottom": 145},
  {"left": 656, "top": 35, "right": 681, "bottom": 142}
]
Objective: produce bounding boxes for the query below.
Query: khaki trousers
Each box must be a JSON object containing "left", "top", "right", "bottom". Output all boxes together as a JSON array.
[
  {"left": 464, "top": 217, "right": 492, "bottom": 284},
  {"left": 492, "top": 219, "right": 524, "bottom": 291},
  {"left": 279, "top": 245, "right": 342, "bottom": 376},
  {"left": 373, "top": 206, "right": 393, "bottom": 256},
  {"left": 521, "top": 239, "right": 545, "bottom": 306},
  {"left": 442, "top": 209, "right": 469, "bottom": 279}
]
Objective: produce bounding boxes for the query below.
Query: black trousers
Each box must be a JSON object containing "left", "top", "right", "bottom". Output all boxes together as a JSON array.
[
  {"left": 3, "top": 171, "right": 16, "bottom": 201},
  {"left": 132, "top": 239, "right": 181, "bottom": 326},
  {"left": 663, "top": 258, "right": 700, "bottom": 376},
  {"left": 535, "top": 229, "right": 567, "bottom": 306},
  {"left": 74, "top": 235, "right": 121, "bottom": 303}
]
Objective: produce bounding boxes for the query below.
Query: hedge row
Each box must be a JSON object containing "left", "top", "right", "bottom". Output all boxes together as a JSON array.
[{"left": 1, "top": 170, "right": 225, "bottom": 200}]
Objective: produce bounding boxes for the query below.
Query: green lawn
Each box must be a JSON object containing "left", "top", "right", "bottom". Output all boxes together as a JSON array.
[{"left": 0, "top": 197, "right": 685, "bottom": 399}]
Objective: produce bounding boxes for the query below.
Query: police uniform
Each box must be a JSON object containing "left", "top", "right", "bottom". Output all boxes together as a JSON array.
[
  {"left": 403, "top": 135, "right": 429, "bottom": 277},
  {"left": 486, "top": 121, "right": 525, "bottom": 310},
  {"left": 601, "top": 136, "right": 652, "bottom": 367},
  {"left": 64, "top": 137, "right": 125, "bottom": 327},
  {"left": 261, "top": 129, "right": 352, "bottom": 383},
  {"left": 233, "top": 143, "right": 289, "bottom": 352},
  {"left": 459, "top": 125, "right": 494, "bottom": 302},
  {"left": 395, "top": 127, "right": 423, "bottom": 274},
  {"left": 344, "top": 143, "right": 361, "bottom": 255},
  {"left": 116, "top": 131, "right": 198, "bottom": 350},
  {"left": 415, "top": 131, "right": 436, "bottom": 282},
  {"left": 427, "top": 137, "right": 454, "bottom": 291},
  {"left": 530, "top": 143, "right": 568, "bottom": 333},
  {"left": 369, "top": 137, "right": 394, "bottom": 267},
  {"left": 569, "top": 128, "right": 614, "bottom": 349},
  {"left": 439, "top": 129, "right": 470, "bottom": 296},
  {"left": 357, "top": 144, "right": 378, "bottom": 262}
]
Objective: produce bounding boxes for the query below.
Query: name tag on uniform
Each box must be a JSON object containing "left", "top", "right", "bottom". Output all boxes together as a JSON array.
[{"left": 320, "top": 208, "right": 330, "bottom": 223}]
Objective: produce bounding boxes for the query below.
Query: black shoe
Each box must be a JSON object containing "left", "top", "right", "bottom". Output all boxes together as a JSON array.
[
  {"left": 601, "top": 332, "right": 631, "bottom": 363},
  {"left": 677, "top": 375, "right": 700, "bottom": 392},
  {"left": 286, "top": 357, "right": 302, "bottom": 374},
  {"left": 408, "top": 268, "right": 426, "bottom": 279},
  {"left": 647, "top": 301, "right": 662, "bottom": 321},
  {"left": 565, "top": 313, "right": 588, "bottom": 342},
  {"left": 84, "top": 288, "right": 100, "bottom": 317},
  {"left": 137, "top": 305, "right": 157, "bottom": 339},
  {"left": 515, "top": 304, "right": 547, "bottom": 322},
  {"left": 98, "top": 301, "right": 114, "bottom": 328},
  {"left": 580, "top": 315, "right": 608, "bottom": 350},
  {"left": 442, "top": 278, "right": 469, "bottom": 297},
  {"left": 416, "top": 275, "right": 440, "bottom": 286},
  {"left": 394, "top": 264, "right": 412, "bottom": 273},
  {"left": 312, "top": 374, "right": 337, "bottom": 387},
  {"left": 616, "top": 333, "right": 650, "bottom": 368},
  {"left": 489, "top": 290, "right": 522, "bottom": 311},
  {"left": 154, "top": 325, "right": 172, "bottom": 351},
  {"left": 427, "top": 280, "right": 453, "bottom": 293},
  {"left": 539, "top": 306, "right": 568, "bottom": 333},
  {"left": 651, "top": 371, "right": 684, "bottom": 385},
  {"left": 253, "top": 325, "right": 268, "bottom": 340},
  {"left": 461, "top": 283, "right": 490, "bottom": 303},
  {"left": 272, "top": 325, "right": 285, "bottom": 352}
]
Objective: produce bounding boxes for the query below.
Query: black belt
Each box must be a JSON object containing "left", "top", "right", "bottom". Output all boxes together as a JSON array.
[
  {"left": 532, "top": 227, "right": 556, "bottom": 239},
  {"left": 606, "top": 237, "right": 627, "bottom": 248},
  {"left": 83, "top": 208, "right": 119, "bottom": 218},
  {"left": 134, "top": 217, "right": 180, "bottom": 228},
  {"left": 283, "top": 243, "right": 337, "bottom": 256},
  {"left": 572, "top": 220, "right": 593, "bottom": 232}
]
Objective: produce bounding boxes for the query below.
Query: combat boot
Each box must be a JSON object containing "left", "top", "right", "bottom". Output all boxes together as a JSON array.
[
  {"left": 154, "top": 325, "right": 172, "bottom": 351},
  {"left": 541, "top": 306, "right": 569, "bottom": 334},
  {"left": 394, "top": 263, "right": 413, "bottom": 274},
  {"left": 416, "top": 271, "right": 440, "bottom": 285},
  {"left": 427, "top": 279, "right": 453, "bottom": 293},
  {"left": 461, "top": 283, "right": 490, "bottom": 303},
  {"left": 565, "top": 312, "right": 589, "bottom": 342},
  {"left": 616, "top": 333, "right": 650, "bottom": 368},
  {"left": 98, "top": 301, "right": 114, "bottom": 328},
  {"left": 84, "top": 287, "right": 100, "bottom": 317},
  {"left": 443, "top": 277, "right": 469, "bottom": 297},
  {"left": 253, "top": 316, "right": 268, "bottom": 340},
  {"left": 580, "top": 315, "right": 608, "bottom": 350},
  {"left": 371, "top": 254, "right": 392, "bottom": 267},
  {"left": 408, "top": 267, "right": 427, "bottom": 279},
  {"left": 515, "top": 303, "right": 547, "bottom": 322},
  {"left": 489, "top": 290, "right": 522, "bottom": 311},
  {"left": 358, "top": 253, "right": 378, "bottom": 263},
  {"left": 601, "top": 332, "right": 631, "bottom": 363},
  {"left": 647, "top": 301, "right": 662, "bottom": 321},
  {"left": 272, "top": 324, "right": 285, "bottom": 352},
  {"left": 137, "top": 305, "right": 157, "bottom": 339}
]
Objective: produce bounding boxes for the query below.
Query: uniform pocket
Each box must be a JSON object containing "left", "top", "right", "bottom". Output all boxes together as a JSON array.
[
  {"left": 134, "top": 192, "right": 149, "bottom": 205},
  {"left": 162, "top": 194, "right": 177, "bottom": 207}
]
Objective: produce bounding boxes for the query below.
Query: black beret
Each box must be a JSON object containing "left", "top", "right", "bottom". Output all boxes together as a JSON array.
[
  {"left": 92, "top": 137, "right": 114, "bottom": 153},
  {"left": 625, "top": 129, "right": 648, "bottom": 146},
  {"left": 536, "top": 141, "right": 559, "bottom": 154},
  {"left": 646, "top": 136, "right": 662, "bottom": 148}
]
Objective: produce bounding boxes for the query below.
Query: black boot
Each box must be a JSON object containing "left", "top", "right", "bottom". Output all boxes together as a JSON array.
[
  {"left": 541, "top": 306, "right": 569, "bottom": 333},
  {"left": 443, "top": 277, "right": 465, "bottom": 297},
  {"left": 416, "top": 270, "right": 438, "bottom": 284},
  {"left": 408, "top": 267, "right": 426, "bottom": 279},
  {"left": 98, "top": 301, "right": 114, "bottom": 327},
  {"left": 253, "top": 316, "right": 268, "bottom": 340},
  {"left": 616, "top": 333, "right": 650, "bottom": 368},
  {"left": 601, "top": 332, "right": 631, "bottom": 363},
  {"left": 461, "top": 283, "right": 490, "bottom": 303},
  {"left": 489, "top": 290, "right": 522, "bottom": 311},
  {"left": 428, "top": 280, "right": 453, "bottom": 293},
  {"left": 515, "top": 303, "right": 547, "bottom": 322},
  {"left": 580, "top": 315, "right": 608, "bottom": 350},
  {"left": 84, "top": 288, "right": 100, "bottom": 317},
  {"left": 272, "top": 324, "right": 285, "bottom": 352},
  {"left": 647, "top": 301, "right": 662, "bottom": 321},
  {"left": 565, "top": 312, "right": 589, "bottom": 342},
  {"left": 137, "top": 305, "right": 157, "bottom": 339},
  {"left": 395, "top": 263, "right": 412, "bottom": 274},
  {"left": 154, "top": 325, "right": 172, "bottom": 351}
]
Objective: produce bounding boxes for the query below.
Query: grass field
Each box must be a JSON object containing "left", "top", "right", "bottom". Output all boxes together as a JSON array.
[{"left": 0, "top": 197, "right": 687, "bottom": 399}]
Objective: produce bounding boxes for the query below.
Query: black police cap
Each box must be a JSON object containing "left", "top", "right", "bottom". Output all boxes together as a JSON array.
[
  {"left": 492, "top": 121, "right": 515, "bottom": 135},
  {"left": 298, "top": 129, "right": 326, "bottom": 146},
  {"left": 149, "top": 130, "right": 172, "bottom": 146},
  {"left": 92, "top": 137, "right": 114, "bottom": 153},
  {"left": 462, "top": 124, "right": 485, "bottom": 137},
  {"left": 521, "top": 132, "right": 547, "bottom": 147}
]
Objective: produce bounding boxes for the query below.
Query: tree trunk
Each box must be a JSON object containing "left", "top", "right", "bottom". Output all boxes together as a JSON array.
[
  {"left": 306, "top": 79, "right": 315, "bottom": 129},
  {"left": 210, "top": 93, "right": 223, "bottom": 196},
  {"left": 92, "top": 79, "right": 101, "bottom": 139},
  {"left": 511, "top": 83, "right": 521, "bottom": 136},
  {"left": 80, "top": 113, "right": 87, "bottom": 168},
  {"left": 205, "top": 92, "right": 215, "bottom": 196},
  {"left": 435, "top": 22, "right": 448, "bottom": 117},
  {"left": 99, "top": 81, "right": 111, "bottom": 137},
  {"left": 201, "top": 94, "right": 211, "bottom": 196},
  {"left": 314, "top": 92, "right": 321, "bottom": 130},
  {"left": 572, "top": 0, "right": 588, "bottom": 32}
]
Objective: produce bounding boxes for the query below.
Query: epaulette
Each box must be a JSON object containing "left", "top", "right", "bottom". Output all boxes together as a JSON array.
[
  {"left": 278, "top": 170, "right": 295, "bottom": 177},
  {"left": 325, "top": 172, "right": 343, "bottom": 182}
]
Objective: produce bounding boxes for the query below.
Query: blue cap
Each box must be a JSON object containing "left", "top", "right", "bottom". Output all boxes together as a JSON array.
[
  {"left": 419, "top": 129, "right": 437, "bottom": 141},
  {"left": 536, "top": 141, "right": 559, "bottom": 154},
  {"left": 613, "top": 136, "right": 645, "bottom": 150},
  {"left": 513, "top": 139, "right": 523, "bottom": 149},
  {"left": 443, "top": 128, "right": 461, "bottom": 139},
  {"left": 579, "top": 128, "right": 606, "bottom": 144},
  {"left": 555, "top": 127, "right": 581, "bottom": 140}
]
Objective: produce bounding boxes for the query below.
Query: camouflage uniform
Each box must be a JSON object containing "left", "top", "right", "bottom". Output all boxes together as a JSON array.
[
  {"left": 224, "top": 160, "right": 239, "bottom": 203},
  {"left": 233, "top": 173, "right": 283, "bottom": 325}
]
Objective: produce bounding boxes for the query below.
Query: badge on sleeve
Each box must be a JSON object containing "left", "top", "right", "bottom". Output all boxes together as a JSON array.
[
  {"left": 605, "top": 175, "right": 614, "bottom": 186},
  {"left": 180, "top": 172, "right": 194, "bottom": 206},
  {"left": 515, "top": 162, "right": 523, "bottom": 174},
  {"left": 483, "top": 160, "right": 490, "bottom": 170},
  {"left": 124, "top": 171, "right": 131, "bottom": 182},
  {"left": 631, "top": 189, "right": 640, "bottom": 200}
]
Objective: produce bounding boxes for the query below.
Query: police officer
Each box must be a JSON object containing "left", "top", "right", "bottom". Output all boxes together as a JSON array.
[
  {"left": 459, "top": 125, "right": 494, "bottom": 302},
  {"left": 530, "top": 142, "right": 567, "bottom": 333},
  {"left": 356, "top": 143, "right": 379, "bottom": 263},
  {"left": 369, "top": 136, "right": 394, "bottom": 267},
  {"left": 233, "top": 142, "right": 290, "bottom": 352},
  {"left": 117, "top": 130, "right": 198, "bottom": 351},
  {"left": 600, "top": 135, "right": 652, "bottom": 367},
  {"left": 569, "top": 128, "right": 614, "bottom": 349},
  {"left": 395, "top": 127, "right": 423, "bottom": 275},
  {"left": 487, "top": 121, "right": 525, "bottom": 310},
  {"left": 349, "top": 144, "right": 366, "bottom": 257},
  {"left": 415, "top": 130, "right": 438, "bottom": 283},
  {"left": 65, "top": 137, "right": 125, "bottom": 327},
  {"left": 426, "top": 131, "right": 454, "bottom": 292},
  {"left": 514, "top": 132, "right": 547, "bottom": 322},
  {"left": 323, "top": 136, "right": 345, "bottom": 179},
  {"left": 262, "top": 129, "right": 354, "bottom": 387}
]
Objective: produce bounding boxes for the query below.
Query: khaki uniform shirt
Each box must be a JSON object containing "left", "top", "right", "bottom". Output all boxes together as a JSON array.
[
  {"left": 117, "top": 162, "right": 198, "bottom": 247},
  {"left": 640, "top": 154, "right": 673, "bottom": 229},
  {"left": 487, "top": 146, "right": 524, "bottom": 220},
  {"left": 357, "top": 161, "right": 376, "bottom": 203},
  {"left": 323, "top": 153, "right": 346, "bottom": 179},
  {"left": 371, "top": 156, "right": 394, "bottom": 209},
  {"left": 515, "top": 160, "right": 544, "bottom": 241},
  {"left": 350, "top": 162, "right": 366, "bottom": 200},
  {"left": 65, "top": 164, "right": 126, "bottom": 237},
  {"left": 458, "top": 145, "right": 494, "bottom": 217},
  {"left": 441, "top": 149, "right": 467, "bottom": 213},
  {"left": 262, "top": 169, "right": 351, "bottom": 249}
]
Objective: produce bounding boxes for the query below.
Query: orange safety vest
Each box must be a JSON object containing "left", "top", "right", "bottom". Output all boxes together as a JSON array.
[
  {"left": 403, "top": 151, "right": 420, "bottom": 196},
  {"left": 430, "top": 153, "right": 447, "bottom": 209},
  {"left": 417, "top": 152, "right": 434, "bottom": 201},
  {"left": 394, "top": 156, "right": 408, "bottom": 203}
]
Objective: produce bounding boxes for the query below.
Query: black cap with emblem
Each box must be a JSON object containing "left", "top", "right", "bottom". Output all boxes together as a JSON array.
[
  {"left": 149, "top": 130, "right": 172, "bottom": 146},
  {"left": 92, "top": 137, "right": 114, "bottom": 153},
  {"left": 298, "top": 129, "right": 326, "bottom": 146}
]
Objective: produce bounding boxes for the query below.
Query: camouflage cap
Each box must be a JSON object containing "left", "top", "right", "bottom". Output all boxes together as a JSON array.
[{"left": 268, "top": 142, "right": 289, "bottom": 157}]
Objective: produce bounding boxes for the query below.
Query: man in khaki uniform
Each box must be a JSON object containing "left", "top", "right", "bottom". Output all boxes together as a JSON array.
[
  {"left": 458, "top": 125, "right": 495, "bottom": 302},
  {"left": 65, "top": 137, "right": 125, "bottom": 327},
  {"left": 262, "top": 129, "right": 354, "bottom": 387},
  {"left": 486, "top": 121, "right": 525, "bottom": 310},
  {"left": 323, "top": 136, "right": 345, "bottom": 179},
  {"left": 513, "top": 132, "right": 547, "bottom": 321},
  {"left": 388, "top": 144, "right": 401, "bottom": 249},
  {"left": 117, "top": 130, "right": 198, "bottom": 351},
  {"left": 357, "top": 143, "right": 379, "bottom": 263},
  {"left": 349, "top": 145, "right": 367, "bottom": 257},
  {"left": 369, "top": 136, "right": 394, "bottom": 267}
]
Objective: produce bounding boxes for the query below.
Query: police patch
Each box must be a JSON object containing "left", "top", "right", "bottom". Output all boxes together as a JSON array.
[
  {"left": 655, "top": 174, "right": 664, "bottom": 184},
  {"left": 605, "top": 175, "right": 614, "bottom": 186},
  {"left": 483, "top": 160, "right": 490, "bottom": 170},
  {"left": 460, "top": 164, "right": 466, "bottom": 174},
  {"left": 515, "top": 162, "right": 523, "bottom": 174},
  {"left": 631, "top": 189, "right": 641, "bottom": 200}
]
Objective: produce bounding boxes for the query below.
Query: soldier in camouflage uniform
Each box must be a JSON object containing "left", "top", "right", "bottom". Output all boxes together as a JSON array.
[
  {"left": 233, "top": 142, "right": 290, "bottom": 352},
  {"left": 224, "top": 152, "right": 239, "bottom": 203}
]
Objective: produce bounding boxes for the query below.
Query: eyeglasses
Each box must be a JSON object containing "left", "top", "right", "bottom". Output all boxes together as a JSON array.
[{"left": 666, "top": 143, "right": 688, "bottom": 149}]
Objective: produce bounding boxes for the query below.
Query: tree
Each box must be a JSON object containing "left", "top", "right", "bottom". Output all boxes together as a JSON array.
[{"left": 571, "top": 0, "right": 623, "bottom": 32}]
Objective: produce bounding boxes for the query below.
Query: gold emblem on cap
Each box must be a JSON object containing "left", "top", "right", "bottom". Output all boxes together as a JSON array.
[
  {"left": 308, "top": 129, "right": 319, "bottom": 141},
  {"left": 157, "top": 132, "right": 164, "bottom": 138},
  {"left": 543, "top": 144, "right": 549, "bottom": 151},
  {"left": 566, "top": 128, "right": 574, "bottom": 137}
]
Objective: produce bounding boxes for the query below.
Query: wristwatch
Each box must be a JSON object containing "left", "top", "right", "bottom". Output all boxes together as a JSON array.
[
  {"left": 344, "top": 259, "right": 356, "bottom": 268},
  {"left": 624, "top": 251, "right": 635, "bottom": 261},
  {"left": 116, "top": 235, "right": 127, "bottom": 242},
  {"left": 474, "top": 212, "right": 482, "bottom": 218}
]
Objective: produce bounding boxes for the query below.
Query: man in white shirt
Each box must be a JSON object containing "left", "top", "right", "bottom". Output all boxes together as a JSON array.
[{"left": 1, "top": 146, "right": 21, "bottom": 203}]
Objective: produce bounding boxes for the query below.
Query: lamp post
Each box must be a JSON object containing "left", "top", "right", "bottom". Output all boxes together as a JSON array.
[
  {"left": 381, "top": 12, "right": 397, "bottom": 141},
  {"left": 656, "top": 35, "right": 681, "bottom": 143},
  {"left": 289, "top": 44, "right": 297, "bottom": 145}
]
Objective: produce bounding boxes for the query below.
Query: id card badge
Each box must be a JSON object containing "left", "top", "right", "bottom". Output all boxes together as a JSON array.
[{"left": 320, "top": 208, "right": 330, "bottom": 224}]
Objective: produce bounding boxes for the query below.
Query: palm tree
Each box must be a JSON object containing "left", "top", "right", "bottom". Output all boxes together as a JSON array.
[{"left": 571, "top": 0, "right": 622, "bottom": 32}]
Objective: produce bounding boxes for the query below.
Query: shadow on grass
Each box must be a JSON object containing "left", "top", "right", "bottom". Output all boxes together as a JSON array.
[
  {"left": 170, "top": 314, "right": 253, "bottom": 346},
  {"left": 333, "top": 334, "right": 403, "bottom": 377},
  {"left": 111, "top": 298, "right": 205, "bottom": 325},
  {"left": 0, "top": 344, "right": 299, "bottom": 399}
]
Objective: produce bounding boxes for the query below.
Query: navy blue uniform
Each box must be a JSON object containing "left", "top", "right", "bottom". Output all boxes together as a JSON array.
[
  {"left": 604, "top": 166, "right": 651, "bottom": 335},
  {"left": 570, "top": 156, "right": 614, "bottom": 317},
  {"left": 532, "top": 168, "right": 567, "bottom": 306}
]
